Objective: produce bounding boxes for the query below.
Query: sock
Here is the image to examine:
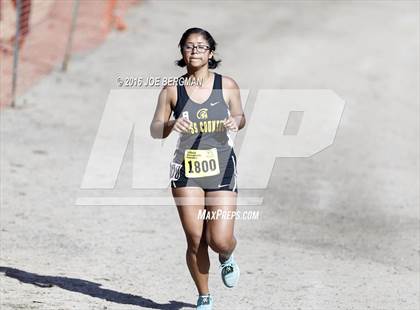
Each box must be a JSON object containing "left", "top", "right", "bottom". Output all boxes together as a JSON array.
[{"left": 219, "top": 253, "right": 232, "bottom": 264}]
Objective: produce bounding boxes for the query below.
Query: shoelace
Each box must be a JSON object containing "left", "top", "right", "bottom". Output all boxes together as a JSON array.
[
  {"left": 198, "top": 295, "right": 211, "bottom": 305},
  {"left": 220, "top": 260, "right": 234, "bottom": 275}
]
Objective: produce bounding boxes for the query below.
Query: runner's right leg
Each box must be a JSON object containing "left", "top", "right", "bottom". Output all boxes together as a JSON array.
[{"left": 172, "top": 187, "right": 210, "bottom": 296}]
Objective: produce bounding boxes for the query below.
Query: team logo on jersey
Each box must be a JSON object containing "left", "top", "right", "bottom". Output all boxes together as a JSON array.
[{"left": 197, "top": 108, "right": 208, "bottom": 120}]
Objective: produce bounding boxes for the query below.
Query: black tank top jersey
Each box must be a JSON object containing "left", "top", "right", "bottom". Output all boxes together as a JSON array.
[{"left": 171, "top": 72, "right": 234, "bottom": 164}]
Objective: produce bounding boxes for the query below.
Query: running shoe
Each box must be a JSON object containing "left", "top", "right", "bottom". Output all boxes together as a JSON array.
[
  {"left": 219, "top": 254, "right": 240, "bottom": 288},
  {"left": 196, "top": 294, "right": 213, "bottom": 310}
]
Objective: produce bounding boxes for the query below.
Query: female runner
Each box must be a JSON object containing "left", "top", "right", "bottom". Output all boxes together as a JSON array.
[{"left": 150, "top": 27, "right": 246, "bottom": 310}]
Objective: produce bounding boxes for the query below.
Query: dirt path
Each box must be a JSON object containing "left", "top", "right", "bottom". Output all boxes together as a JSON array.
[{"left": 1, "top": 1, "right": 418, "bottom": 309}]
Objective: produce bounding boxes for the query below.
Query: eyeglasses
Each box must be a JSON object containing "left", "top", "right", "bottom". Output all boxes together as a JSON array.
[{"left": 182, "top": 44, "right": 210, "bottom": 53}]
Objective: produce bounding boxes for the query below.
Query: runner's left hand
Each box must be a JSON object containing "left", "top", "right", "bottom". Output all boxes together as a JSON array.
[{"left": 223, "top": 116, "right": 238, "bottom": 132}]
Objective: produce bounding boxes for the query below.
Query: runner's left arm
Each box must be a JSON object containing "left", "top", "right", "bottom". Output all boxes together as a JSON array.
[{"left": 223, "top": 77, "right": 246, "bottom": 131}]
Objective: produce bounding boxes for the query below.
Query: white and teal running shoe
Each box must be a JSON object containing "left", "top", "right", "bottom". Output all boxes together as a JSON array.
[
  {"left": 219, "top": 254, "right": 240, "bottom": 288},
  {"left": 196, "top": 294, "right": 213, "bottom": 310}
]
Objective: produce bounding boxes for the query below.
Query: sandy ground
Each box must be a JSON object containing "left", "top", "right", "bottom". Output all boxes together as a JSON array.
[{"left": 1, "top": 1, "right": 419, "bottom": 309}]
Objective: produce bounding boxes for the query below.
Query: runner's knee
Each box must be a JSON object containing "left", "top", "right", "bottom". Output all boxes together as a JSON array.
[
  {"left": 186, "top": 233, "right": 204, "bottom": 255},
  {"left": 206, "top": 234, "right": 234, "bottom": 254}
]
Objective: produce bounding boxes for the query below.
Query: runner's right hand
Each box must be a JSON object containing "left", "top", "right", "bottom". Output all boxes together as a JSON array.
[{"left": 173, "top": 117, "right": 192, "bottom": 134}]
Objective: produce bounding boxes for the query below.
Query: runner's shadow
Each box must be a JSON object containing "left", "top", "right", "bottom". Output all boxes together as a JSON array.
[{"left": 0, "top": 266, "right": 194, "bottom": 309}]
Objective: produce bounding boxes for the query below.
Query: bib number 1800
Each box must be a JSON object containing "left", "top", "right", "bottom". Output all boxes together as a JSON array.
[{"left": 184, "top": 148, "right": 220, "bottom": 178}]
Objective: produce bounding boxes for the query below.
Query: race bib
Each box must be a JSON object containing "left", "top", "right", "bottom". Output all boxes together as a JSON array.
[
  {"left": 184, "top": 148, "right": 220, "bottom": 178},
  {"left": 169, "top": 162, "right": 183, "bottom": 181}
]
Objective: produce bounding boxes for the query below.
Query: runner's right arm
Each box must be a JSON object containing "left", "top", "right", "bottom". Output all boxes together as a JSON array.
[{"left": 150, "top": 86, "right": 192, "bottom": 139}]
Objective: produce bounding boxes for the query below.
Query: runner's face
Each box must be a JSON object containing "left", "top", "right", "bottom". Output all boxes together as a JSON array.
[{"left": 182, "top": 34, "right": 214, "bottom": 68}]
